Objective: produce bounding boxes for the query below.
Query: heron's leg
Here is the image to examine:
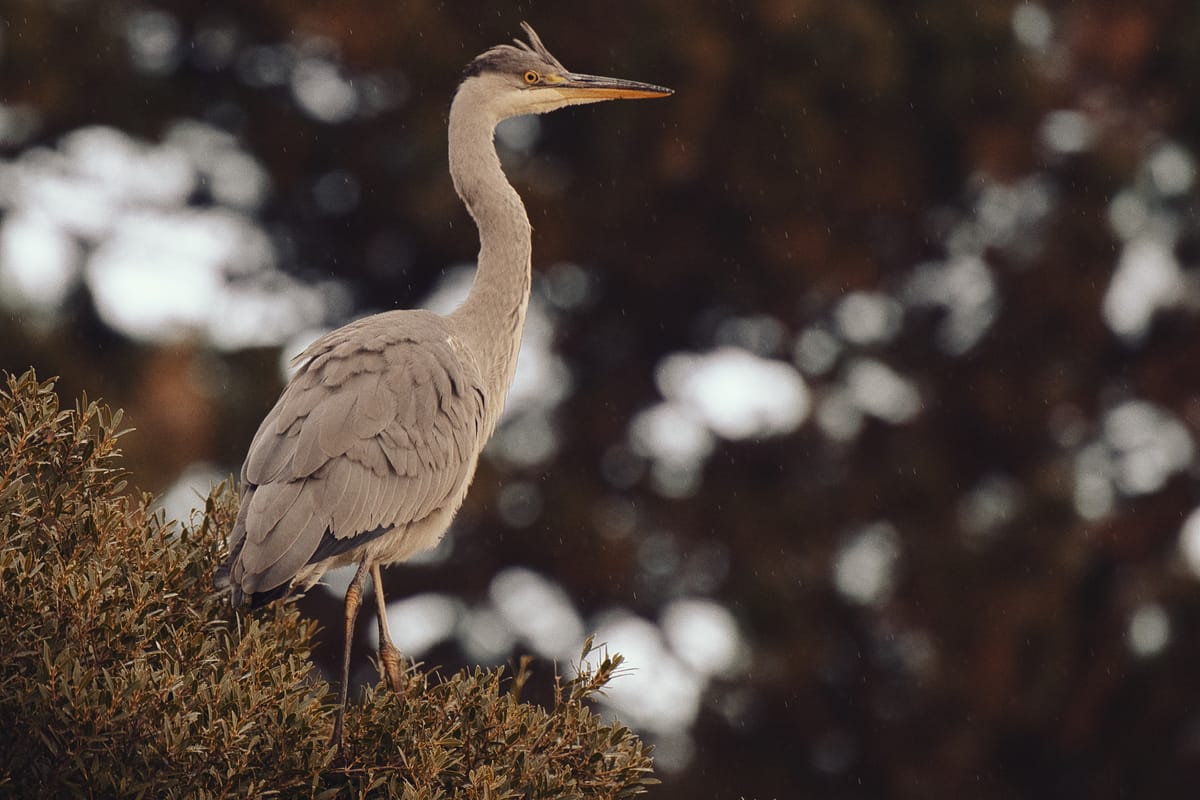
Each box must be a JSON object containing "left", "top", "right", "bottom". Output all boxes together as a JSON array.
[
  {"left": 330, "top": 557, "right": 371, "bottom": 754},
  {"left": 371, "top": 562, "right": 405, "bottom": 693}
]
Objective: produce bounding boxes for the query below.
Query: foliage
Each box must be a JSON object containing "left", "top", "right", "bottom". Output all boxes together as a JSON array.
[{"left": 0, "top": 370, "right": 655, "bottom": 799}]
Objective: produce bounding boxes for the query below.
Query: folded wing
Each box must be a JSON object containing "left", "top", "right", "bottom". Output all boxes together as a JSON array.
[{"left": 226, "top": 312, "right": 487, "bottom": 601}]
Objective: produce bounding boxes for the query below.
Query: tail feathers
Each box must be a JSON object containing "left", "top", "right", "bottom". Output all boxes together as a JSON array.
[
  {"left": 216, "top": 558, "right": 294, "bottom": 607},
  {"left": 216, "top": 537, "right": 297, "bottom": 608},
  {"left": 249, "top": 583, "right": 293, "bottom": 608}
]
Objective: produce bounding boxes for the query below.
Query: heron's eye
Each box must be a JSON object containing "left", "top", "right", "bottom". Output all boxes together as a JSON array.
[{"left": 523, "top": 70, "right": 540, "bottom": 84}]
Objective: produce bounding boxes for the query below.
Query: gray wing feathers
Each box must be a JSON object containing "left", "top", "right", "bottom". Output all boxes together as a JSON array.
[
  {"left": 228, "top": 315, "right": 487, "bottom": 598},
  {"left": 321, "top": 457, "right": 356, "bottom": 517},
  {"left": 244, "top": 478, "right": 304, "bottom": 545},
  {"left": 244, "top": 482, "right": 324, "bottom": 593},
  {"left": 243, "top": 403, "right": 293, "bottom": 484}
]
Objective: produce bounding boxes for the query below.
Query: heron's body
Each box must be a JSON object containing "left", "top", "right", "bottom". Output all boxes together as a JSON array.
[
  {"left": 218, "top": 22, "right": 669, "bottom": 751},
  {"left": 229, "top": 310, "right": 490, "bottom": 603}
]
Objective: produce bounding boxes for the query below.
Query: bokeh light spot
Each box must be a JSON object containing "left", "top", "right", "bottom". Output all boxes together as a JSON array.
[
  {"left": 833, "top": 522, "right": 902, "bottom": 607},
  {"left": 374, "top": 593, "right": 463, "bottom": 658},
  {"left": 489, "top": 567, "right": 584, "bottom": 661},
  {"left": 1127, "top": 603, "right": 1171, "bottom": 658}
]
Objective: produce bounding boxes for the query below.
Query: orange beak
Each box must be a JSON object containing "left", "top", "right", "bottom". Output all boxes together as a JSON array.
[{"left": 552, "top": 72, "right": 673, "bottom": 100}]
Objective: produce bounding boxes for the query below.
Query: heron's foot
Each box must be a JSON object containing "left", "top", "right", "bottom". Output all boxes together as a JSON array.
[{"left": 379, "top": 641, "right": 406, "bottom": 693}]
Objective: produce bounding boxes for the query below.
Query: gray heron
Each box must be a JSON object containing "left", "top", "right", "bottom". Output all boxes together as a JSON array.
[{"left": 218, "top": 22, "right": 671, "bottom": 749}]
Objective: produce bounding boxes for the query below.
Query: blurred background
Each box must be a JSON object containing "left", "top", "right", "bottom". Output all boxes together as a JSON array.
[{"left": 4, "top": 0, "right": 1200, "bottom": 796}]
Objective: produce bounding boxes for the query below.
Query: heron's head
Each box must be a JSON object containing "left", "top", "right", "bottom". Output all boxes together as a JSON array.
[{"left": 460, "top": 22, "right": 672, "bottom": 120}]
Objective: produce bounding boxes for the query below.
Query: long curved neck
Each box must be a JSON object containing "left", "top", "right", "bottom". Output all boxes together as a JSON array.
[{"left": 446, "top": 80, "right": 532, "bottom": 417}]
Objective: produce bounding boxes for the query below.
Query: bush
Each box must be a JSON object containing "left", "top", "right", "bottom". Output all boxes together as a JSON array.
[{"left": 0, "top": 370, "right": 656, "bottom": 798}]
